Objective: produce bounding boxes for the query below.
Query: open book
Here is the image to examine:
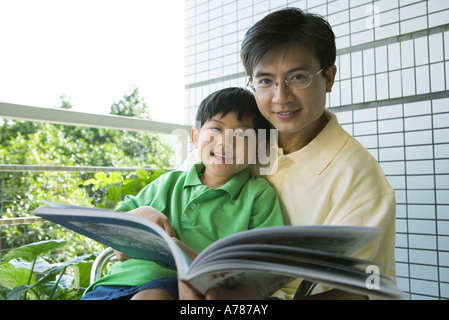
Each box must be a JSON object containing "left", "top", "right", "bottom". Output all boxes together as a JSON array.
[{"left": 33, "top": 201, "right": 405, "bottom": 299}]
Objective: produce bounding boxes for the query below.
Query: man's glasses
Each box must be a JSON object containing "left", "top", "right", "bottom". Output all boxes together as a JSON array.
[{"left": 248, "top": 68, "right": 325, "bottom": 95}]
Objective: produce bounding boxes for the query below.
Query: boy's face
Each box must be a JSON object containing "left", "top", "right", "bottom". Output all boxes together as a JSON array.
[{"left": 192, "top": 112, "right": 256, "bottom": 181}]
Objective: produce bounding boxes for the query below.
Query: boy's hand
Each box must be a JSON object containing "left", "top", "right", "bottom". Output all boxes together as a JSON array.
[
  {"left": 113, "top": 249, "right": 131, "bottom": 262},
  {"left": 127, "top": 206, "right": 176, "bottom": 237},
  {"left": 114, "top": 206, "right": 176, "bottom": 261},
  {"left": 171, "top": 237, "right": 199, "bottom": 261}
]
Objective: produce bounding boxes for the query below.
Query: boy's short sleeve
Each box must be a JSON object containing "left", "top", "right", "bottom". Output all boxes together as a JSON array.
[
  {"left": 249, "top": 182, "right": 285, "bottom": 229},
  {"left": 114, "top": 176, "right": 163, "bottom": 212}
]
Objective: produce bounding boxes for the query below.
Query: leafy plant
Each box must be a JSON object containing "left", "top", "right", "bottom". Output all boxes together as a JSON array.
[
  {"left": 0, "top": 240, "right": 96, "bottom": 300},
  {"left": 0, "top": 85, "right": 174, "bottom": 299},
  {"left": 0, "top": 85, "right": 174, "bottom": 260},
  {"left": 0, "top": 168, "right": 167, "bottom": 300},
  {"left": 83, "top": 168, "right": 166, "bottom": 209}
]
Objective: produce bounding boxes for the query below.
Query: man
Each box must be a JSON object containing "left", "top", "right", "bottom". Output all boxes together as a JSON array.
[{"left": 180, "top": 8, "right": 396, "bottom": 300}]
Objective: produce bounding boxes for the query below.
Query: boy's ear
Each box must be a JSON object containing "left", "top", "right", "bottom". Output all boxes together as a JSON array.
[{"left": 191, "top": 127, "right": 200, "bottom": 149}]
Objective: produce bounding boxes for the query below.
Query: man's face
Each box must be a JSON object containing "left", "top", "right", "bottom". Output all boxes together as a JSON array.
[{"left": 250, "top": 42, "right": 336, "bottom": 145}]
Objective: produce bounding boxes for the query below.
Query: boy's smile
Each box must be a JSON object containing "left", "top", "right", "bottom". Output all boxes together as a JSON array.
[
  {"left": 192, "top": 112, "right": 256, "bottom": 188},
  {"left": 211, "top": 150, "right": 233, "bottom": 164}
]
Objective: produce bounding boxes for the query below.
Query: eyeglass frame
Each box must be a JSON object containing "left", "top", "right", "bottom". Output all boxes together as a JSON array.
[{"left": 247, "top": 68, "right": 326, "bottom": 94}]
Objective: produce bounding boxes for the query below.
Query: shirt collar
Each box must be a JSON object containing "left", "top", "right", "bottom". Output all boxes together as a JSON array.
[
  {"left": 184, "top": 162, "right": 205, "bottom": 187},
  {"left": 277, "top": 110, "right": 350, "bottom": 175},
  {"left": 184, "top": 162, "right": 251, "bottom": 199}
]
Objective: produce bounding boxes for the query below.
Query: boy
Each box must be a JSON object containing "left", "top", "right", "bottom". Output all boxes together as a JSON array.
[{"left": 82, "top": 87, "right": 284, "bottom": 300}]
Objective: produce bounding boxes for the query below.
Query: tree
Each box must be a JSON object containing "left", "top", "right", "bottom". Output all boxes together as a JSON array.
[
  {"left": 0, "top": 86, "right": 173, "bottom": 261},
  {"left": 56, "top": 94, "right": 73, "bottom": 110},
  {"left": 107, "top": 85, "right": 173, "bottom": 167},
  {"left": 110, "top": 85, "right": 149, "bottom": 118}
]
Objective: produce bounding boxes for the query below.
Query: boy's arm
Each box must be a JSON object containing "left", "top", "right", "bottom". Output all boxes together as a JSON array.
[{"left": 249, "top": 184, "right": 285, "bottom": 229}]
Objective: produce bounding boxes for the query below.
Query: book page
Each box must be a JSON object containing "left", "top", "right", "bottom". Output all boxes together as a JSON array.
[
  {"left": 34, "top": 204, "right": 190, "bottom": 272},
  {"left": 70, "top": 221, "right": 173, "bottom": 256},
  {"left": 196, "top": 225, "right": 380, "bottom": 264}
]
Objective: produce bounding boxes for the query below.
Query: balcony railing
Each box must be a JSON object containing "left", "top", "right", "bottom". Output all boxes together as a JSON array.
[
  {"left": 0, "top": 102, "right": 192, "bottom": 168},
  {"left": 0, "top": 102, "right": 192, "bottom": 256}
]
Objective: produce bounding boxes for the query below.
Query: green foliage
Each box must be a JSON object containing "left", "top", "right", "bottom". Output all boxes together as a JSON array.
[
  {"left": 83, "top": 169, "right": 166, "bottom": 209},
  {"left": 0, "top": 85, "right": 174, "bottom": 168},
  {"left": 0, "top": 240, "right": 96, "bottom": 300},
  {"left": 1, "top": 85, "right": 173, "bottom": 212},
  {"left": 110, "top": 86, "right": 150, "bottom": 118},
  {"left": 84, "top": 169, "right": 164, "bottom": 209},
  {"left": 0, "top": 85, "right": 175, "bottom": 299},
  {"left": 0, "top": 166, "right": 166, "bottom": 300}
]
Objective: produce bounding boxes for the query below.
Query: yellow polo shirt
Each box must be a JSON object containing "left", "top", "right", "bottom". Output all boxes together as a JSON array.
[
  {"left": 267, "top": 110, "right": 396, "bottom": 299},
  {"left": 179, "top": 110, "right": 396, "bottom": 299}
]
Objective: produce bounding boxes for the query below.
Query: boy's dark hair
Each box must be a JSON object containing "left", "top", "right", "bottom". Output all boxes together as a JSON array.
[
  {"left": 241, "top": 7, "right": 336, "bottom": 76},
  {"left": 195, "top": 87, "right": 272, "bottom": 132}
]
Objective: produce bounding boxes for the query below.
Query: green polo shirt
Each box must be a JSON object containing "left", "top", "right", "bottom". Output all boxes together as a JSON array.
[{"left": 87, "top": 162, "right": 284, "bottom": 290}]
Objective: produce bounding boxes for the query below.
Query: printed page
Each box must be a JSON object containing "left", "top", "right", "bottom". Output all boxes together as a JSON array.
[
  {"left": 197, "top": 225, "right": 381, "bottom": 263},
  {"left": 34, "top": 203, "right": 191, "bottom": 274}
]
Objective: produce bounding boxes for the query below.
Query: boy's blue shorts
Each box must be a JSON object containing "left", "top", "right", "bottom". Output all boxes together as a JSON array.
[{"left": 81, "top": 277, "right": 179, "bottom": 300}]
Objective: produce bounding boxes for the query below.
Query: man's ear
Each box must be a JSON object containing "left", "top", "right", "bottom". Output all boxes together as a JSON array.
[
  {"left": 191, "top": 127, "right": 200, "bottom": 149},
  {"left": 325, "top": 65, "right": 337, "bottom": 93}
]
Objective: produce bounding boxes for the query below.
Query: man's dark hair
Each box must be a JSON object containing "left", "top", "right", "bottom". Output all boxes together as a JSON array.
[
  {"left": 195, "top": 87, "right": 271, "bottom": 132},
  {"left": 241, "top": 7, "right": 336, "bottom": 76}
]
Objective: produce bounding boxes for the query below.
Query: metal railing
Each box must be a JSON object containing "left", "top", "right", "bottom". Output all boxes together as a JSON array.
[
  {"left": 0, "top": 102, "right": 192, "bottom": 168},
  {"left": 0, "top": 103, "right": 191, "bottom": 256},
  {"left": 0, "top": 164, "right": 157, "bottom": 256}
]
